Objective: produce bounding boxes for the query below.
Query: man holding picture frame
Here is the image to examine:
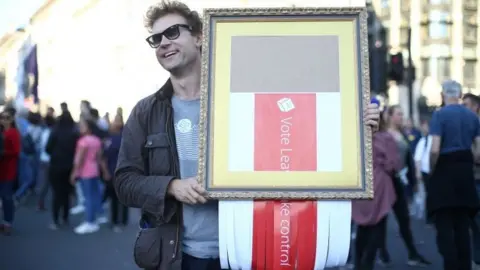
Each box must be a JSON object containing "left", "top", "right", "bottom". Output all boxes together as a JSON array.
[{"left": 114, "top": 1, "right": 381, "bottom": 270}]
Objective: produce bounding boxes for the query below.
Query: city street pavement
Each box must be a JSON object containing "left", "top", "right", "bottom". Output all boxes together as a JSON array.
[
  {"left": 1, "top": 198, "right": 443, "bottom": 270},
  {"left": 0, "top": 197, "right": 141, "bottom": 270},
  {"left": 352, "top": 216, "right": 443, "bottom": 270}
]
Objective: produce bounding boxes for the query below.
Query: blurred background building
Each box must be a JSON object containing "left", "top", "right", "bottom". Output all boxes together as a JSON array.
[
  {"left": 369, "top": 0, "right": 479, "bottom": 121},
  {"left": 0, "top": 0, "right": 368, "bottom": 118},
  {"left": 7, "top": 0, "right": 475, "bottom": 122}
]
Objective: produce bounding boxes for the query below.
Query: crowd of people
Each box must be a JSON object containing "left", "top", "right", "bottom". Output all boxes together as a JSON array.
[
  {"left": 350, "top": 103, "right": 430, "bottom": 270},
  {"left": 350, "top": 82, "right": 480, "bottom": 270},
  {"left": 2, "top": 0, "right": 480, "bottom": 269},
  {"left": 0, "top": 100, "right": 129, "bottom": 235}
]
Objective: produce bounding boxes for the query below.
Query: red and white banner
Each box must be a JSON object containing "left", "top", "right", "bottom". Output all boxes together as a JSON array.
[
  {"left": 227, "top": 93, "right": 343, "bottom": 173},
  {"left": 219, "top": 200, "right": 351, "bottom": 270},
  {"left": 219, "top": 93, "right": 351, "bottom": 269}
]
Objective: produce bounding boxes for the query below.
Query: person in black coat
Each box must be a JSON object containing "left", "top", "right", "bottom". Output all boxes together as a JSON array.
[{"left": 45, "top": 112, "right": 80, "bottom": 229}]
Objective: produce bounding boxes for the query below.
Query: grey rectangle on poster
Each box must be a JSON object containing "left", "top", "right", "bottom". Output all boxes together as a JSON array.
[{"left": 229, "top": 35, "right": 340, "bottom": 93}]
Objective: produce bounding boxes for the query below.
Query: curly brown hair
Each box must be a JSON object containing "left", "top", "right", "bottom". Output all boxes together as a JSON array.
[{"left": 144, "top": 0, "right": 202, "bottom": 35}]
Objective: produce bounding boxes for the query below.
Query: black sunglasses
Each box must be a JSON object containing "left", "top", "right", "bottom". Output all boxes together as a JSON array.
[{"left": 146, "top": 24, "right": 192, "bottom": 48}]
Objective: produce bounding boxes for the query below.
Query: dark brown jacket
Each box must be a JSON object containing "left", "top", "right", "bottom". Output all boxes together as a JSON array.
[{"left": 114, "top": 79, "right": 183, "bottom": 270}]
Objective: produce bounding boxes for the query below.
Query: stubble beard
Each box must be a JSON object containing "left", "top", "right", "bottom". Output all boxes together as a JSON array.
[{"left": 168, "top": 55, "right": 199, "bottom": 78}]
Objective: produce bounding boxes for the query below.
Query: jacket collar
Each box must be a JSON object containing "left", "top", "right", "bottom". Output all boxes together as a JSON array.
[{"left": 155, "top": 79, "right": 174, "bottom": 101}]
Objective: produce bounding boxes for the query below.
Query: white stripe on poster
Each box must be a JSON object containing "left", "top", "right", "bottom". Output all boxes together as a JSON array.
[
  {"left": 314, "top": 201, "right": 330, "bottom": 270},
  {"left": 325, "top": 201, "right": 351, "bottom": 267},
  {"left": 218, "top": 202, "right": 229, "bottom": 269},
  {"left": 233, "top": 201, "right": 254, "bottom": 269},
  {"left": 335, "top": 201, "right": 352, "bottom": 266},
  {"left": 228, "top": 93, "right": 255, "bottom": 172},
  {"left": 316, "top": 93, "right": 343, "bottom": 172}
]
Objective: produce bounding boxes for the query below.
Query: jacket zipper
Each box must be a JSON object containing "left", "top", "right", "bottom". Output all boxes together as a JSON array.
[
  {"left": 172, "top": 212, "right": 180, "bottom": 260},
  {"left": 166, "top": 103, "right": 181, "bottom": 261}
]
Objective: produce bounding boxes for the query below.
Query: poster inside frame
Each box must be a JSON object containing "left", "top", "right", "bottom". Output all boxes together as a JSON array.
[{"left": 198, "top": 7, "right": 373, "bottom": 200}]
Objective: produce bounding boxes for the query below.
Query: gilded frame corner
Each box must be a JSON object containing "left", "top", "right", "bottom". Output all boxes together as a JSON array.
[{"left": 197, "top": 7, "right": 373, "bottom": 200}]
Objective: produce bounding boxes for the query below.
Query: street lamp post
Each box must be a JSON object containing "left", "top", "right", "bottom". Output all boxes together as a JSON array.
[{"left": 406, "top": 26, "right": 414, "bottom": 118}]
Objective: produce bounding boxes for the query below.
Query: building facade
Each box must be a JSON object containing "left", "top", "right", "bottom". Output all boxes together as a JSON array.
[{"left": 371, "top": 0, "right": 479, "bottom": 113}]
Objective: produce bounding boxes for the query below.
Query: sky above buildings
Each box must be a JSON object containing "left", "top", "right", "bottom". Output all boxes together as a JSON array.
[{"left": 0, "top": 0, "right": 46, "bottom": 36}]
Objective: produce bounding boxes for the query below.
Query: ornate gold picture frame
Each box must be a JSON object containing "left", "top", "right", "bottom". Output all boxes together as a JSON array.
[{"left": 197, "top": 7, "right": 373, "bottom": 199}]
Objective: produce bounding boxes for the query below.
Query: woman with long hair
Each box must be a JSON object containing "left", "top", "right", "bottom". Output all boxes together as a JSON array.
[
  {"left": 0, "top": 109, "right": 21, "bottom": 235},
  {"left": 46, "top": 112, "right": 79, "bottom": 229},
  {"left": 352, "top": 111, "right": 400, "bottom": 270},
  {"left": 104, "top": 114, "right": 129, "bottom": 232},
  {"left": 378, "top": 105, "right": 430, "bottom": 266},
  {"left": 70, "top": 118, "right": 110, "bottom": 235}
]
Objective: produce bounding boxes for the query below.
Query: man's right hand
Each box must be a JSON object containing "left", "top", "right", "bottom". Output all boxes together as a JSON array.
[{"left": 167, "top": 177, "right": 207, "bottom": 205}]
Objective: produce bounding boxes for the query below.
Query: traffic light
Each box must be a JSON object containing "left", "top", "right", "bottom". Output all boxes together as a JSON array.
[{"left": 388, "top": 53, "right": 404, "bottom": 83}]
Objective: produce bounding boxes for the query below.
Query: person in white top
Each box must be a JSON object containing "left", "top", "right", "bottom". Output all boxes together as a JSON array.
[
  {"left": 413, "top": 119, "right": 432, "bottom": 222},
  {"left": 414, "top": 120, "right": 432, "bottom": 180}
]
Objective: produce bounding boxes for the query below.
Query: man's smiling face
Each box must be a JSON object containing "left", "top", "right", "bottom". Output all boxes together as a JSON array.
[{"left": 152, "top": 13, "right": 201, "bottom": 73}]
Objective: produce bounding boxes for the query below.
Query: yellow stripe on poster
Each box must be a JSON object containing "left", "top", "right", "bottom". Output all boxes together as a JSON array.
[{"left": 211, "top": 20, "right": 361, "bottom": 189}]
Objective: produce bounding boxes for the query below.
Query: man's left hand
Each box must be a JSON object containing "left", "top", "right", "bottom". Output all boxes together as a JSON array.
[{"left": 364, "top": 103, "right": 380, "bottom": 132}]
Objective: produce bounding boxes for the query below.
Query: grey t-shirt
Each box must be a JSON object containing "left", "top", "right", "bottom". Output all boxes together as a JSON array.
[{"left": 172, "top": 96, "right": 219, "bottom": 259}]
